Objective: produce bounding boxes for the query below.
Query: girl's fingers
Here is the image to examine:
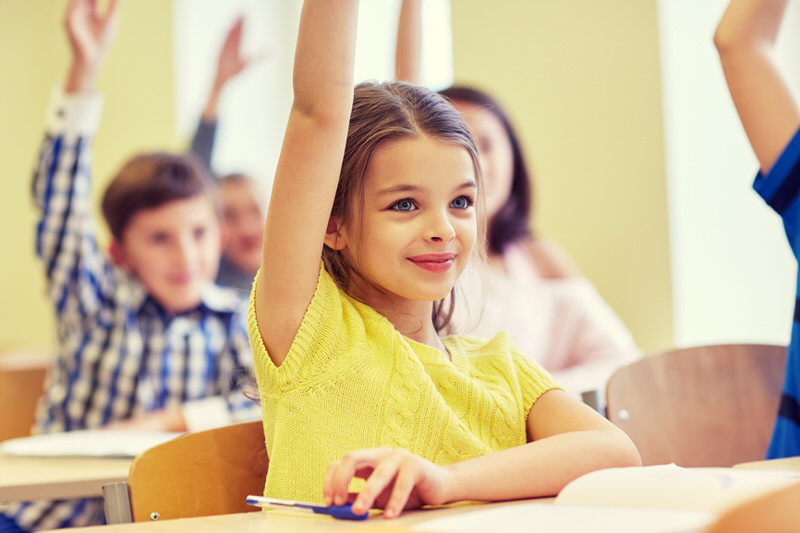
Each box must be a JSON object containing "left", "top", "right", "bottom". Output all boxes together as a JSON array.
[
  {"left": 329, "top": 448, "right": 385, "bottom": 506},
  {"left": 351, "top": 450, "right": 409, "bottom": 515},
  {"left": 383, "top": 458, "right": 420, "bottom": 518},
  {"left": 322, "top": 460, "right": 340, "bottom": 506}
]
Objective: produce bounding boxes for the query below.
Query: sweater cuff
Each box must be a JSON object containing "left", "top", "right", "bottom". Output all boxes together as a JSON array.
[
  {"left": 181, "top": 397, "right": 233, "bottom": 432},
  {"left": 45, "top": 86, "right": 104, "bottom": 136}
]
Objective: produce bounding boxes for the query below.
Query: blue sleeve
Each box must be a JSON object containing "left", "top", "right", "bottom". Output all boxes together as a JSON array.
[
  {"left": 189, "top": 118, "right": 218, "bottom": 174},
  {"left": 33, "top": 129, "right": 117, "bottom": 320},
  {"left": 753, "top": 127, "right": 800, "bottom": 257}
]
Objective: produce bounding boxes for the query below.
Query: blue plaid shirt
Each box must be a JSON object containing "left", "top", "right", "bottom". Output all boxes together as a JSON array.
[{"left": 3, "top": 91, "right": 260, "bottom": 531}]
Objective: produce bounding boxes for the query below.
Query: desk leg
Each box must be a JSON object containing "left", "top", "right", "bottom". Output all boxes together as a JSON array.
[{"left": 103, "top": 481, "right": 133, "bottom": 524}]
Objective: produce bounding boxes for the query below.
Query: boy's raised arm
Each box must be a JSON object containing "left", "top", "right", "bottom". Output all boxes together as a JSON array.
[
  {"left": 715, "top": 0, "right": 800, "bottom": 173},
  {"left": 255, "top": 0, "right": 359, "bottom": 365},
  {"left": 191, "top": 16, "right": 254, "bottom": 171}
]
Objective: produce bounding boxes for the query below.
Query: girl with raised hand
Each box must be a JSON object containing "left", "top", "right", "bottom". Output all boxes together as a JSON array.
[{"left": 249, "top": 0, "right": 641, "bottom": 519}]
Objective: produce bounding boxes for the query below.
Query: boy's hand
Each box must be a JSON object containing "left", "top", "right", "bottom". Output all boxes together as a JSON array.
[
  {"left": 64, "top": 0, "right": 121, "bottom": 93},
  {"left": 214, "top": 17, "right": 251, "bottom": 92},
  {"left": 202, "top": 16, "right": 257, "bottom": 119},
  {"left": 323, "top": 447, "right": 451, "bottom": 519}
]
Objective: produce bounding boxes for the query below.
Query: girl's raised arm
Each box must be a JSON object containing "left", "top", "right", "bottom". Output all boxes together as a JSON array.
[
  {"left": 255, "top": 0, "right": 359, "bottom": 366},
  {"left": 395, "top": 0, "right": 422, "bottom": 84},
  {"left": 715, "top": 0, "right": 800, "bottom": 173}
]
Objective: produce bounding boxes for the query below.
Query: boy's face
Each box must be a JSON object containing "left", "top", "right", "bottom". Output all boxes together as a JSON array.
[
  {"left": 115, "top": 195, "right": 221, "bottom": 313},
  {"left": 220, "top": 180, "right": 265, "bottom": 274}
]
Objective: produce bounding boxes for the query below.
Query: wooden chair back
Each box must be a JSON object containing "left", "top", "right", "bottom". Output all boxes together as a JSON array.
[
  {"left": 0, "top": 347, "right": 52, "bottom": 442},
  {"left": 128, "top": 420, "right": 268, "bottom": 522},
  {"left": 605, "top": 344, "right": 787, "bottom": 467}
]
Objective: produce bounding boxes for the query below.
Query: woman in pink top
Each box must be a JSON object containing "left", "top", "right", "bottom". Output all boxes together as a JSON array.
[{"left": 437, "top": 87, "right": 640, "bottom": 398}]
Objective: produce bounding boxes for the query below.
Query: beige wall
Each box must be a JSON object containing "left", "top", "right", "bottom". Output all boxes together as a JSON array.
[
  {"left": 450, "top": 0, "right": 673, "bottom": 353},
  {"left": 0, "top": 0, "right": 176, "bottom": 348},
  {"left": 2, "top": 1, "right": 673, "bottom": 354}
]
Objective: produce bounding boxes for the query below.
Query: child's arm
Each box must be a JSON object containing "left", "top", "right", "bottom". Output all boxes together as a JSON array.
[
  {"left": 395, "top": 0, "right": 422, "bottom": 84},
  {"left": 34, "top": 0, "right": 120, "bottom": 312},
  {"left": 32, "top": 0, "right": 121, "bottom": 434},
  {"left": 190, "top": 17, "right": 252, "bottom": 170},
  {"left": 254, "top": 0, "right": 358, "bottom": 365},
  {"left": 715, "top": 0, "right": 800, "bottom": 173},
  {"left": 323, "top": 389, "right": 640, "bottom": 518}
]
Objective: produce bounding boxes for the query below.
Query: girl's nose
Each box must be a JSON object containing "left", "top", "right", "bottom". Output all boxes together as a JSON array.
[{"left": 425, "top": 210, "right": 456, "bottom": 243}]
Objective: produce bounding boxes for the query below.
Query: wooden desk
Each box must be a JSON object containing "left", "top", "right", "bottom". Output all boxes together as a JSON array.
[
  {"left": 0, "top": 452, "right": 130, "bottom": 503},
  {"left": 733, "top": 456, "right": 800, "bottom": 472},
  {"left": 58, "top": 499, "right": 554, "bottom": 532}
]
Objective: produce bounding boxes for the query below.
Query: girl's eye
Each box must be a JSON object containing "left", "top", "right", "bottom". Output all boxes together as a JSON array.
[
  {"left": 390, "top": 199, "right": 417, "bottom": 212},
  {"left": 450, "top": 196, "right": 473, "bottom": 209}
]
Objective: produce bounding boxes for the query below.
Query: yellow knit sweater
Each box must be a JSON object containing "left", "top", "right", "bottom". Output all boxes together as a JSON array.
[{"left": 248, "top": 265, "right": 560, "bottom": 502}]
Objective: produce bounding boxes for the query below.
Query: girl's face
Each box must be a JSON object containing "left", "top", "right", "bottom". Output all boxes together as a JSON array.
[
  {"left": 450, "top": 100, "right": 514, "bottom": 220},
  {"left": 333, "top": 134, "right": 477, "bottom": 310}
]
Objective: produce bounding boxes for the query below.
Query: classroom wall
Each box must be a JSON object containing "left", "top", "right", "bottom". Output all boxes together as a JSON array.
[
  {"left": 660, "top": 0, "right": 799, "bottom": 348},
  {"left": 0, "top": 0, "right": 176, "bottom": 348},
  {"left": 2, "top": 0, "right": 672, "bottom": 354},
  {"left": 450, "top": 1, "right": 673, "bottom": 353}
]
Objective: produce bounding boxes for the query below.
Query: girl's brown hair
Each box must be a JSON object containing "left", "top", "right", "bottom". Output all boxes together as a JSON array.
[{"left": 322, "top": 81, "right": 483, "bottom": 331}]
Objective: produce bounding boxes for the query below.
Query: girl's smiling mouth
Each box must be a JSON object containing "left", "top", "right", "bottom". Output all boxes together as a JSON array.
[{"left": 407, "top": 253, "right": 456, "bottom": 272}]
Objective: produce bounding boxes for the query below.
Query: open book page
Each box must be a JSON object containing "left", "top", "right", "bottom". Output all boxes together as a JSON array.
[
  {"left": 412, "top": 464, "right": 800, "bottom": 533},
  {"left": 0, "top": 430, "right": 183, "bottom": 458},
  {"left": 555, "top": 464, "right": 800, "bottom": 514},
  {"left": 412, "top": 502, "right": 715, "bottom": 533}
]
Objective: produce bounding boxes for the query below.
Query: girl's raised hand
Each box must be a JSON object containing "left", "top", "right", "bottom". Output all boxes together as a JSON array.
[{"left": 323, "top": 447, "right": 452, "bottom": 519}]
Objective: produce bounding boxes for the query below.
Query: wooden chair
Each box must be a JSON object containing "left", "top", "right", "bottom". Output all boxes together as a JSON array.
[
  {"left": 605, "top": 344, "right": 787, "bottom": 467},
  {"left": 0, "top": 347, "right": 53, "bottom": 442},
  {"left": 125, "top": 420, "right": 268, "bottom": 522}
]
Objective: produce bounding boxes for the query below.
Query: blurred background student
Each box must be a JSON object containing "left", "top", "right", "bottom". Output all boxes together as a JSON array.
[
  {"left": 190, "top": 16, "right": 266, "bottom": 294},
  {"left": 0, "top": 1, "right": 259, "bottom": 530},
  {"left": 396, "top": 0, "right": 640, "bottom": 397}
]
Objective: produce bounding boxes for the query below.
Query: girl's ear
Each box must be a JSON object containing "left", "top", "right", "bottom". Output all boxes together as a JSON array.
[
  {"left": 109, "top": 238, "right": 128, "bottom": 268},
  {"left": 323, "top": 217, "right": 348, "bottom": 250}
]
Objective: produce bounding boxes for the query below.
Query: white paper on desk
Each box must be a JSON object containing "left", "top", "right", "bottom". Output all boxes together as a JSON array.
[
  {"left": 412, "top": 503, "right": 715, "bottom": 533},
  {"left": 0, "top": 430, "right": 183, "bottom": 458}
]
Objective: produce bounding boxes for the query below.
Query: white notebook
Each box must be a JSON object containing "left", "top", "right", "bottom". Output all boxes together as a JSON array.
[{"left": 0, "top": 430, "right": 183, "bottom": 458}]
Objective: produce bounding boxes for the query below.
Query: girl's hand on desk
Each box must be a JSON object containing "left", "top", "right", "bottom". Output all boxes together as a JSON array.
[{"left": 323, "top": 447, "right": 451, "bottom": 519}]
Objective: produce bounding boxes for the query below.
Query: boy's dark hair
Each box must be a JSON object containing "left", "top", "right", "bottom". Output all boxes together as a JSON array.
[
  {"left": 439, "top": 86, "right": 534, "bottom": 255},
  {"left": 102, "top": 152, "right": 219, "bottom": 240}
]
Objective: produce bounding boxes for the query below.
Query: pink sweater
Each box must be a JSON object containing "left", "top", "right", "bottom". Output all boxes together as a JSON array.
[{"left": 444, "top": 242, "right": 640, "bottom": 397}]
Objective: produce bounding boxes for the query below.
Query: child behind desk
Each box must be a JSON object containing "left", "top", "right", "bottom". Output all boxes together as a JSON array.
[
  {"left": 189, "top": 16, "right": 266, "bottom": 294},
  {"left": 248, "top": 0, "right": 641, "bottom": 519},
  {"left": 0, "top": 1, "right": 258, "bottom": 531},
  {"left": 716, "top": 0, "right": 800, "bottom": 460}
]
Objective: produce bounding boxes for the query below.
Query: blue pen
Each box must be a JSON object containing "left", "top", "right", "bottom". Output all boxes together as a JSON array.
[{"left": 245, "top": 495, "right": 369, "bottom": 521}]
